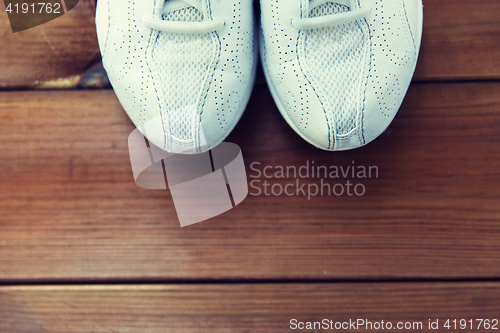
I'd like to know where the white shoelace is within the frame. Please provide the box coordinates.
[143,0,225,34]
[292,0,371,30]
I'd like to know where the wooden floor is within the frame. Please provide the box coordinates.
[1,0,500,332]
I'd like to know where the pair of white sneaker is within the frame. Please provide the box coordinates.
[96,0,423,153]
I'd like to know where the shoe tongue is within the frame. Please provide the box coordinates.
[163,6,204,22]
[310,1,350,18]
[334,0,351,7]
[162,0,204,22]
[310,0,351,9]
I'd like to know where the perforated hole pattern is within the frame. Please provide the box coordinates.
[369,0,414,117]
[210,2,254,132]
[303,2,370,136]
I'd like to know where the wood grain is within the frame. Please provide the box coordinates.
[0,0,103,89]
[414,0,500,81]
[0,82,499,281]
[1,283,500,332]
[0,0,499,88]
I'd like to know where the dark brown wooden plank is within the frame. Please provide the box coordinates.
[1,283,500,332]
[414,0,500,81]
[0,0,104,89]
[0,82,499,281]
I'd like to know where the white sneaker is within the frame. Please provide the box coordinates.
[96,0,257,154]
[260,0,423,150]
